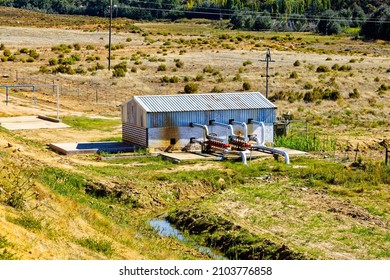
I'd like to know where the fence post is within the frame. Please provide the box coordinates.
[386,149,389,165]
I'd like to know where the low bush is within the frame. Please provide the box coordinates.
[157,64,167,71]
[349,88,360,99]
[293,60,301,66]
[3,49,11,57]
[243,60,252,66]
[289,71,298,79]
[184,82,199,93]
[48,58,58,66]
[304,87,341,102]
[112,62,128,77]
[242,81,252,91]
[316,65,330,73]
[304,82,313,89]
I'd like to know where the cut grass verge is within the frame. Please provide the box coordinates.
[61,115,121,131]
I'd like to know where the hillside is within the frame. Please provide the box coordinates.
[0,8,389,260]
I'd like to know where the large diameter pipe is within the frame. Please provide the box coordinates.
[248,120,265,146]
[190,122,209,139]
[252,145,290,164]
[229,120,249,142]
[223,149,250,165]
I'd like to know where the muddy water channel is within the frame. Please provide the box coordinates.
[148,219,226,260]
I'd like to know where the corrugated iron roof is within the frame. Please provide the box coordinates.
[133,92,276,112]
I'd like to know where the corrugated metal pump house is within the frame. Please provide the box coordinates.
[121,92,277,151]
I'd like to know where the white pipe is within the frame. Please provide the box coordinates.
[251,145,290,164]
[223,149,250,165]
[249,120,265,146]
[210,121,234,144]
[190,123,209,141]
[239,150,250,165]
[230,120,249,142]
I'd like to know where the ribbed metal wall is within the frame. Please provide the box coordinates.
[147,109,276,128]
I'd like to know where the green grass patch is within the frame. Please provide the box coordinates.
[76,237,114,257]
[61,115,121,131]
[8,214,43,231]
[275,134,336,152]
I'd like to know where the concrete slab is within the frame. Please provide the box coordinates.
[49,141,136,155]
[0,116,69,130]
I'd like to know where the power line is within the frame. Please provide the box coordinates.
[111,0,390,24]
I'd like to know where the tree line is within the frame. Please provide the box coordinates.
[0,0,389,40]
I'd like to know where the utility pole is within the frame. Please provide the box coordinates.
[260,48,275,99]
[108,0,113,70]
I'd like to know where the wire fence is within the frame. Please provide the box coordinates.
[0,68,131,108]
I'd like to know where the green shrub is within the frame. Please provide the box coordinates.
[304,87,341,102]
[75,67,87,75]
[233,73,242,82]
[339,65,352,71]
[184,82,199,93]
[19,48,29,54]
[194,73,204,81]
[289,71,298,79]
[174,59,184,68]
[59,57,76,65]
[112,62,128,77]
[48,58,58,66]
[170,76,180,83]
[3,49,11,57]
[86,45,95,50]
[54,65,75,75]
[39,66,51,74]
[157,64,167,71]
[96,63,104,70]
[7,55,16,62]
[26,57,34,63]
[332,64,340,70]
[349,88,360,99]
[0,43,5,50]
[73,43,81,50]
[71,53,81,61]
[203,65,214,73]
[86,55,100,62]
[211,86,224,93]
[160,75,170,83]
[242,81,252,91]
[304,82,313,89]
[243,60,252,66]
[293,60,301,66]
[28,50,39,59]
[316,65,330,73]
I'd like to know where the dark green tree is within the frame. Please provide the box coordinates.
[253,11,273,30]
[317,9,342,35]
[361,5,390,40]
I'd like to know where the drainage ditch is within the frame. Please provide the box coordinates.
[148,218,226,260]
[164,208,307,260]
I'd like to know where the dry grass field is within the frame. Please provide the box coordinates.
[0,7,389,260]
